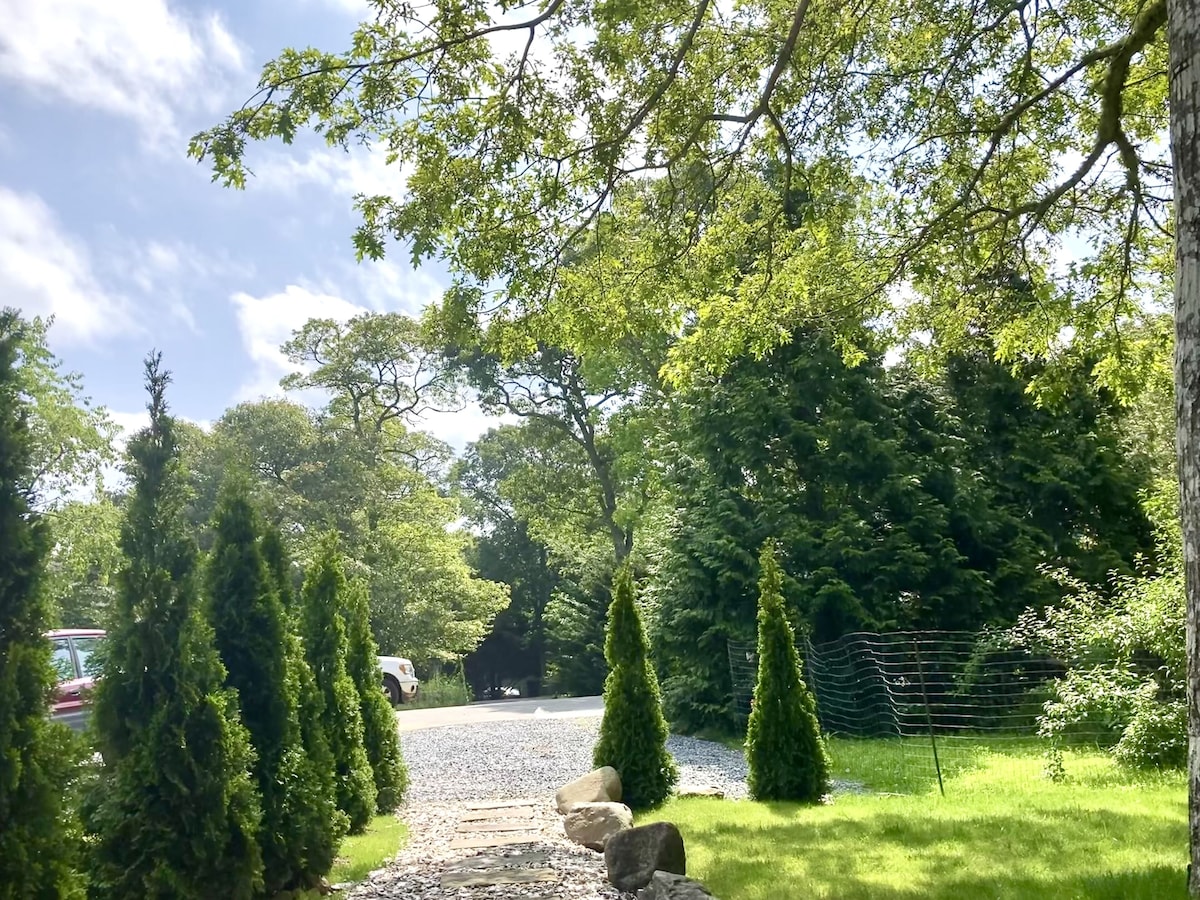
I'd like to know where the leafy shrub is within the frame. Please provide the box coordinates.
[402,671,472,709]
[593,564,678,809]
[1008,560,1184,770]
[745,543,829,802]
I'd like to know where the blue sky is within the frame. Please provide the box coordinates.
[0,0,496,448]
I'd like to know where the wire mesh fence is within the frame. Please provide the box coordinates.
[729,630,1080,794]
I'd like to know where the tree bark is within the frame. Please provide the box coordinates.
[1170,1,1200,893]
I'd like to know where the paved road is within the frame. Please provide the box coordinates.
[396,695,603,732]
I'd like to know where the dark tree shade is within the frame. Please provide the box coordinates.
[207,481,345,891]
[301,534,377,833]
[745,543,830,803]
[343,579,409,812]
[84,354,263,900]
[0,310,83,899]
[593,565,677,809]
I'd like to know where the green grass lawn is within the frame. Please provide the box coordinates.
[293,815,407,898]
[639,738,1186,900]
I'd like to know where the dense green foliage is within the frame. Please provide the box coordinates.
[207,481,344,891]
[593,565,677,809]
[0,311,83,900]
[745,543,829,802]
[653,331,1154,732]
[301,535,377,834]
[262,524,348,871]
[343,579,409,812]
[85,357,263,900]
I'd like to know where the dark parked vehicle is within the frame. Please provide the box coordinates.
[46,629,105,732]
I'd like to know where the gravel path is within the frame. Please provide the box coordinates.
[348,716,857,899]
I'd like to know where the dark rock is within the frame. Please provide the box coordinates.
[637,870,718,899]
[604,822,686,892]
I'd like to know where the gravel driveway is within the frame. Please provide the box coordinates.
[344,716,750,900]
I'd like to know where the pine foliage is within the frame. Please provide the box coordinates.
[593,565,677,809]
[745,543,829,803]
[262,524,347,874]
[301,534,376,833]
[0,310,83,899]
[85,354,263,899]
[343,579,409,812]
[207,481,343,891]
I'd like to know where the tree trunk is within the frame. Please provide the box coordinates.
[1170,1,1200,893]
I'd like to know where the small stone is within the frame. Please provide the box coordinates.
[677,785,724,799]
[555,766,623,813]
[563,801,634,851]
[604,822,687,892]
[638,870,719,899]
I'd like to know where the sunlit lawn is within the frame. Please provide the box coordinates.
[294,815,407,898]
[639,738,1186,899]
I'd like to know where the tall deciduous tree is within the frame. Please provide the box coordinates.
[593,565,677,809]
[301,534,377,834]
[197,0,1200,880]
[745,542,829,803]
[207,480,343,892]
[85,355,262,900]
[0,310,83,900]
[343,579,409,812]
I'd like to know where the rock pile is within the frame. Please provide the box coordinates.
[554,767,720,898]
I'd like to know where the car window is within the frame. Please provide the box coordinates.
[73,637,103,679]
[50,639,76,681]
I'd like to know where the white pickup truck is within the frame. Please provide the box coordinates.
[378,656,419,705]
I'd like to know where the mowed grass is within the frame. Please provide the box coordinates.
[294,814,407,897]
[638,738,1186,900]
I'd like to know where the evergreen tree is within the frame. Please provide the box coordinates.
[593,564,677,809]
[262,524,348,873]
[85,354,263,900]
[745,543,829,803]
[0,311,83,900]
[343,579,409,812]
[207,481,343,892]
[301,534,376,833]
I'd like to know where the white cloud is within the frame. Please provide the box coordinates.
[0,187,137,344]
[343,257,445,314]
[253,145,408,199]
[417,401,512,453]
[0,0,246,143]
[231,284,368,402]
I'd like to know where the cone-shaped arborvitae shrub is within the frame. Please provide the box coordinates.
[593,564,678,809]
[85,354,263,900]
[301,534,376,833]
[261,524,347,869]
[343,579,409,812]
[207,481,344,892]
[0,311,84,900]
[746,542,830,802]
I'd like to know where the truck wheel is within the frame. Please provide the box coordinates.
[382,675,401,706]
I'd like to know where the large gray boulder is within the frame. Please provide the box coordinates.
[555,766,622,813]
[563,801,633,850]
[604,822,686,892]
[637,871,718,899]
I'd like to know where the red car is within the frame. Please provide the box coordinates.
[46,629,105,732]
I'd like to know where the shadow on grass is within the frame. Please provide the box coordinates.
[644,797,1186,900]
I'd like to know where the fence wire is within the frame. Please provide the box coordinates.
[729,630,1081,793]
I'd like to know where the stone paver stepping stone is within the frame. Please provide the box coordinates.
[446,850,550,871]
[448,833,542,850]
[440,868,557,888]
[463,798,539,810]
[456,818,537,833]
[460,805,536,822]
